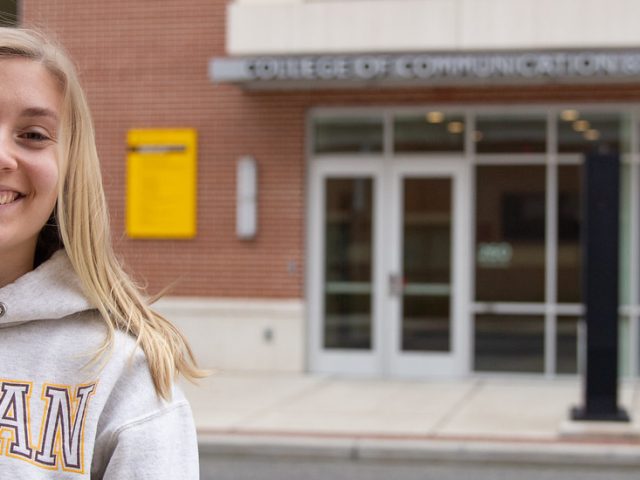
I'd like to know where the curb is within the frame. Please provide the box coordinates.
[198,432,640,468]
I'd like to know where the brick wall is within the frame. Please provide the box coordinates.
[21,0,640,299]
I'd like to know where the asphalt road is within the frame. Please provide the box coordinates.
[201,455,639,480]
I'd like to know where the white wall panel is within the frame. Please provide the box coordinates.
[154,297,305,372]
[459,0,640,50]
[228,0,457,54]
[228,0,640,55]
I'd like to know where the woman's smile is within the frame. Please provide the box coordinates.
[0,189,24,206]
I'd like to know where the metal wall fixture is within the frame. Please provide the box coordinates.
[236,156,258,239]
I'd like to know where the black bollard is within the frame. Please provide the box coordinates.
[571,152,629,422]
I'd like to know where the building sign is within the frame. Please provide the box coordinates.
[210,51,640,87]
[126,129,197,239]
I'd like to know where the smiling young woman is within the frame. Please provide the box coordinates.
[0,57,61,287]
[0,28,204,478]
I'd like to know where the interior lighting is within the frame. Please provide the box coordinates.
[560,109,579,121]
[584,129,601,141]
[474,131,484,142]
[573,120,590,132]
[447,121,464,134]
[426,111,444,123]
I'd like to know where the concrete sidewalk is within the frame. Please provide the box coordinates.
[182,372,640,466]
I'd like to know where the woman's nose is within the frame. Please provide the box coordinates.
[0,133,18,171]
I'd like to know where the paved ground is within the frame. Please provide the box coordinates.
[182,372,640,466]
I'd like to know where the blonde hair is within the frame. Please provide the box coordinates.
[0,27,205,399]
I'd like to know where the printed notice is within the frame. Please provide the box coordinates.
[126,129,197,238]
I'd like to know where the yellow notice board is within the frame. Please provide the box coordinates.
[126,129,197,238]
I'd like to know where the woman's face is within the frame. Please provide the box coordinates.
[0,58,62,268]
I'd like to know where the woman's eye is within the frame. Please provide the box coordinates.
[22,131,50,141]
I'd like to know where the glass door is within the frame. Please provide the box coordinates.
[308,159,384,376]
[388,160,469,377]
[308,157,468,377]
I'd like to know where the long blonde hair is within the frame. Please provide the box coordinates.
[0,27,205,399]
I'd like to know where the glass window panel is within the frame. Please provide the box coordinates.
[557,111,625,155]
[324,294,372,350]
[314,116,383,154]
[0,0,18,26]
[620,316,630,377]
[620,162,631,306]
[394,113,465,153]
[475,114,546,154]
[475,166,546,302]
[402,178,451,352]
[557,316,580,374]
[475,315,545,373]
[557,165,582,303]
[402,296,450,352]
[323,178,373,349]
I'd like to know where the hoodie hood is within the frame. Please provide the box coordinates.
[0,249,93,326]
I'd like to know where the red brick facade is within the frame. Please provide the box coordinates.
[21,0,640,299]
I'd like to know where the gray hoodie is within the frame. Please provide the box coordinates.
[0,250,199,479]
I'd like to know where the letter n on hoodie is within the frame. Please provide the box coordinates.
[35,383,96,471]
